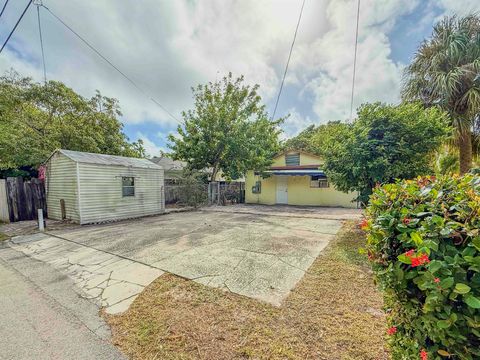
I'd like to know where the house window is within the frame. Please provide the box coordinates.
[310,175,329,188]
[122,177,135,197]
[252,180,261,194]
[285,153,300,166]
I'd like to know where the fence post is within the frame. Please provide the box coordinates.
[38,209,45,231]
[217,182,220,205]
[207,183,211,205]
[0,179,9,223]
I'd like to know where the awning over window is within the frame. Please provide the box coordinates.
[264,169,326,177]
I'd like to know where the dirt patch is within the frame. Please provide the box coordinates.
[105,222,387,360]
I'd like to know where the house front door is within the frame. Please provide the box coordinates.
[276,176,288,204]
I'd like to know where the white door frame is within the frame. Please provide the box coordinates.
[276,176,288,204]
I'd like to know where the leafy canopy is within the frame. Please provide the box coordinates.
[168,73,283,181]
[0,71,145,174]
[321,102,451,203]
[402,14,480,173]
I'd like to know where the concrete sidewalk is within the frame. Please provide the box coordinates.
[0,247,125,360]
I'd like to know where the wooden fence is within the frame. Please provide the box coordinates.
[4,177,47,222]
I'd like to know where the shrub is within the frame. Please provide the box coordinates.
[176,170,207,208]
[364,174,480,359]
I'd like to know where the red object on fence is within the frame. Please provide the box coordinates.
[38,165,46,180]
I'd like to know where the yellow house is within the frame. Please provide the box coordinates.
[245,150,358,208]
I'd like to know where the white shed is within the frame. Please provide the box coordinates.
[45,149,164,224]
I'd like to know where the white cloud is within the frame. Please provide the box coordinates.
[289,0,419,122]
[281,108,314,139]
[3,0,475,140]
[135,132,165,158]
[436,0,480,17]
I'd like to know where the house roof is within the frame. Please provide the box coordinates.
[150,156,187,171]
[269,164,321,170]
[50,149,163,169]
[265,169,326,177]
[273,149,322,160]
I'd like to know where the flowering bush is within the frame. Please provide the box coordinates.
[364,174,480,359]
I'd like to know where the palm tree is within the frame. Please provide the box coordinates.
[402,15,480,174]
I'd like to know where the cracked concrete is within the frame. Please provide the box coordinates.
[8,233,163,314]
[5,206,357,307]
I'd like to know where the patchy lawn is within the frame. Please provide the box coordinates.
[105,222,388,360]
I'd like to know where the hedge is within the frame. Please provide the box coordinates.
[363,174,480,359]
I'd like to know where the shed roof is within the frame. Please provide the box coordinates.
[52,149,162,169]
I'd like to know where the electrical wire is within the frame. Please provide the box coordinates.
[271,0,306,120]
[0,0,32,54]
[36,4,46,83]
[0,0,10,19]
[40,4,182,124]
[349,0,361,122]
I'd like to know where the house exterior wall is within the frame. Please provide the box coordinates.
[245,170,276,205]
[46,153,80,222]
[271,151,322,167]
[286,175,357,207]
[77,163,164,224]
[245,152,357,208]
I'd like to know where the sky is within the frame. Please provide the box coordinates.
[1,0,479,157]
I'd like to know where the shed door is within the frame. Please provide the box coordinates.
[276,176,288,204]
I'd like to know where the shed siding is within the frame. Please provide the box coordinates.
[77,164,164,224]
[46,153,80,222]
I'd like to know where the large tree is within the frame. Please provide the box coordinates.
[168,73,283,181]
[402,14,480,174]
[0,71,145,175]
[321,103,450,204]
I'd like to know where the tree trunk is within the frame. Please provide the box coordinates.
[210,163,219,183]
[458,127,473,174]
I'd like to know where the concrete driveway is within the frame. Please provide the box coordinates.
[7,206,361,310]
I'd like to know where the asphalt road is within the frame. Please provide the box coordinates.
[0,246,124,360]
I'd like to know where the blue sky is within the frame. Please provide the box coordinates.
[1,0,479,156]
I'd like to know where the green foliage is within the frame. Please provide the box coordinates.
[321,102,451,204]
[176,169,207,208]
[365,174,480,359]
[282,121,346,157]
[0,71,145,173]
[282,125,320,155]
[168,73,283,181]
[402,14,480,173]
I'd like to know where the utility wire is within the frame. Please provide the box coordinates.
[40,4,182,124]
[0,0,10,19]
[36,3,46,83]
[0,0,32,54]
[271,0,305,120]
[349,0,361,122]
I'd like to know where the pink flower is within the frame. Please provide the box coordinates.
[420,349,428,360]
[387,326,397,335]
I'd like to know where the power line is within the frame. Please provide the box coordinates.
[0,0,10,19]
[271,0,305,120]
[0,0,32,54]
[40,4,182,124]
[349,0,361,122]
[35,2,46,83]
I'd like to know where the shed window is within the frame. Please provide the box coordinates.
[285,153,300,166]
[122,177,135,197]
[310,175,329,188]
